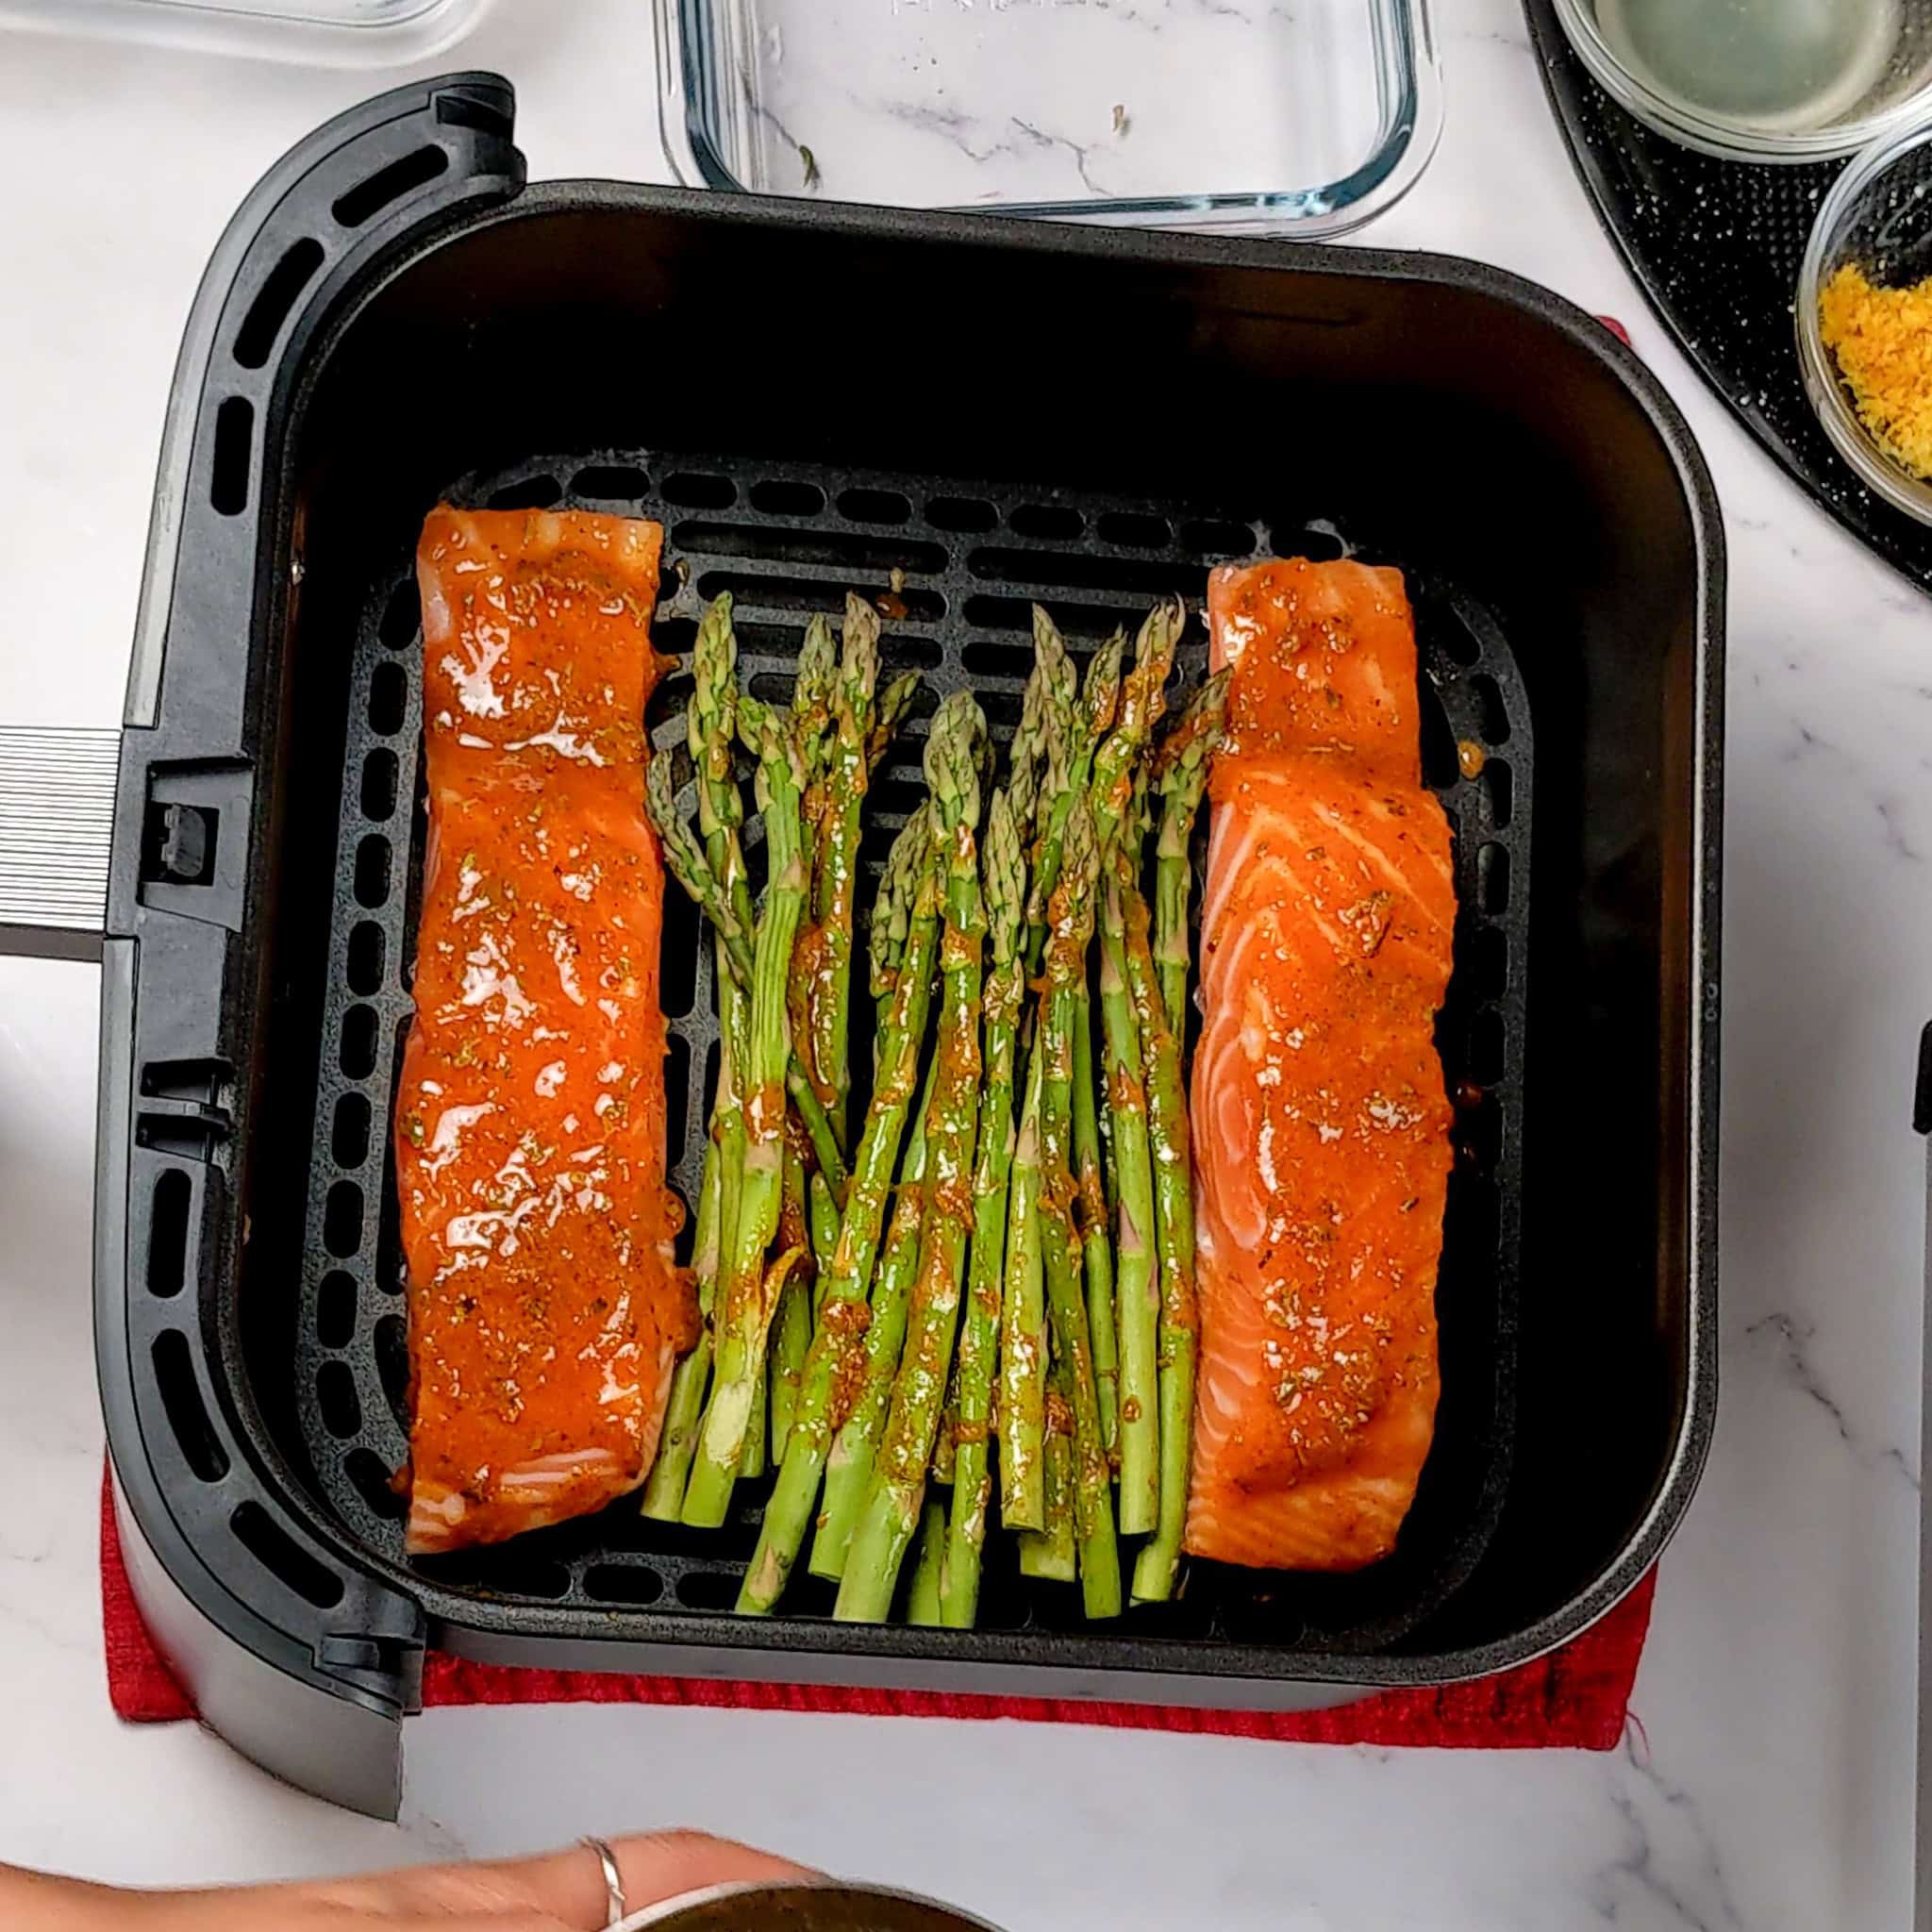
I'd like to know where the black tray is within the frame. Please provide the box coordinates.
[1524,0,1932,597]
[84,76,1723,1815]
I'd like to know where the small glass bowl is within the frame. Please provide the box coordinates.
[1553,0,1932,162]
[1797,113,1932,524]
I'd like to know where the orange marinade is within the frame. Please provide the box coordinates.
[1187,558,1455,1572]
[398,507,693,1556]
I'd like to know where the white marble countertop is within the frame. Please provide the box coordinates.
[0,2,1924,1925]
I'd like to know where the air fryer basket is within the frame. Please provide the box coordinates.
[303,445,1532,1650]
[37,79,1718,1816]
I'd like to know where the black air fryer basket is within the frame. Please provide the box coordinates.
[0,77,1721,1818]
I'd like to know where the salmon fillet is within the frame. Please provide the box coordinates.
[397,507,694,1556]
[1185,558,1455,1572]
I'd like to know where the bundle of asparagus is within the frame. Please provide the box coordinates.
[642,588,1230,1624]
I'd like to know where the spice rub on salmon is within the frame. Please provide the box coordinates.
[1186,558,1454,1573]
[398,507,694,1556]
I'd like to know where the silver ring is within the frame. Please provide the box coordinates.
[581,1836,626,1928]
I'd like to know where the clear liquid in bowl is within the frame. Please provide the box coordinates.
[1596,0,1901,129]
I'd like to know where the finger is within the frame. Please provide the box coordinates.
[468,1829,810,1926]
[253,1829,809,1929]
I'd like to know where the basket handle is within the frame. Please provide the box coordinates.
[0,725,117,959]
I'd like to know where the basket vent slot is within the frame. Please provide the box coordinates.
[344,1448,408,1521]
[838,486,912,525]
[209,397,252,517]
[234,237,325,370]
[145,1169,192,1298]
[487,473,561,511]
[316,1359,362,1440]
[231,1501,344,1609]
[332,144,449,230]
[748,478,824,517]
[346,921,385,996]
[317,1269,357,1348]
[323,1179,364,1258]
[152,1330,228,1482]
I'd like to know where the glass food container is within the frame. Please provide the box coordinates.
[1797,110,1932,524]
[653,0,1441,235]
[0,0,489,64]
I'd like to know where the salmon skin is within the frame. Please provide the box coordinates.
[1185,558,1455,1573]
[397,508,694,1556]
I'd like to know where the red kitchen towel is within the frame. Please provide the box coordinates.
[100,1475,1654,1748]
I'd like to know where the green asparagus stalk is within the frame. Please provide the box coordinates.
[941,788,1025,1625]
[736,823,943,1613]
[1090,601,1181,1537]
[1152,668,1232,1038]
[810,1046,939,1580]
[868,670,922,774]
[931,1363,960,1487]
[907,1497,948,1624]
[1024,616,1120,978]
[1037,800,1121,1618]
[641,1133,721,1519]
[1071,997,1119,1465]
[1123,876,1204,1605]
[1091,599,1179,858]
[792,611,840,882]
[1017,1348,1077,1582]
[770,1137,815,1461]
[647,749,849,1196]
[740,1357,768,1479]
[808,595,883,1152]
[681,691,812,1526]
[997,1045,1049,1532]
[809,1172,841,1316]
[642,602,750,1519]
[837,694,990,1622]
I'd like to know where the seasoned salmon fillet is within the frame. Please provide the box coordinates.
[397,508,694,1556]
[1186,558,1455,1572]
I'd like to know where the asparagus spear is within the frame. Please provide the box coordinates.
[942,789,1025,1625]
[1037,800,1121,1618]
[808,1171,841,1316]
[792,611,840,884]
[641,604,751,1519]
[868,670,922,774]
[1091,599,1180,1535]
[1091,599,1180,858]
[907,1497,949,1624]
[641,1132,721,1519]
[1123,874,1203,1605]
[810,1046,939,1580]
[931,1362,960,1487]
[1152,668,1232,1038]
[1071,998,1119,1466]
[868,801,924,1047]
[1024,616,1120,978]
[997,1044,1049,1531]
[681,691,812,1525]
[1017,1346,1077,1582]
[837,694,990,1622]
[736,823,942,1613]
[647,750,849,1196]
[770,1136,815,1461]
[808,596,882,1151]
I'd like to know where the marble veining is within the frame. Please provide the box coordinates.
[0,0,1924,1925]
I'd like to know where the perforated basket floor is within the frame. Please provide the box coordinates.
[297,450,1532,1657]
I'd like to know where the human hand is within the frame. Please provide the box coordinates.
[8,1829,808,1929]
